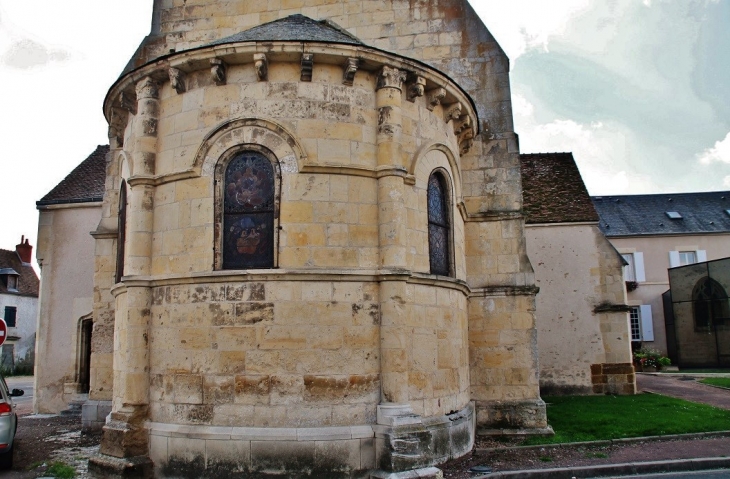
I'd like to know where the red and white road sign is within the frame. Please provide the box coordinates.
[0,319,6,347]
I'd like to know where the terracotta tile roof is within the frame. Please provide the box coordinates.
[520,152,599,224]
[592,191,730,237]
[0,249,39,297]
[37,145,108,206]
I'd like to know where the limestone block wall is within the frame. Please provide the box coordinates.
[35,204,100,413]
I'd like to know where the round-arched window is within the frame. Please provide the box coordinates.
[222,151,276,269]
[427,171,451,276]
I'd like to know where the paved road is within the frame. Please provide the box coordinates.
[637,374,730,410]
[603,471,730,478]
[5,376,34,415]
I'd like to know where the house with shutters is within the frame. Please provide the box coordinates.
[592,191,730,361]
[0,237,39,370]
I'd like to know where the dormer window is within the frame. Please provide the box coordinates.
[0,268,19,292]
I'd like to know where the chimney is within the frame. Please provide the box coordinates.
[15,235,32,264]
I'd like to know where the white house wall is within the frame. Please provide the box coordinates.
[35,203,101,413]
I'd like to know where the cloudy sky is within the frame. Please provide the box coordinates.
[0,0,728,258]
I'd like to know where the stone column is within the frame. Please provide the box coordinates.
[98,77,158,464]
[375,66,409,405]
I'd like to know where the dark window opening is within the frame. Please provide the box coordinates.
[427,171,451,276]
[115,181,127,284]
[4,306,17,327]
[222,151,276,269]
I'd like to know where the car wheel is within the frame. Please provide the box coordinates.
[0,444,13,470]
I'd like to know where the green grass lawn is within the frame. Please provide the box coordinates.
[700,377,730,388]
[522,394,730,445]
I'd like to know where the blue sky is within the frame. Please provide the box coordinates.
[0,0,728,255]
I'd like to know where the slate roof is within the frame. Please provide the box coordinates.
[205,14,363,47]
[520,152,599,224]
[592,191,730,237]
[37,145,108,206]
[0,249,39,297]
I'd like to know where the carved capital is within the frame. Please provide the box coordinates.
[210,58,227,85]
[376,66,408,91]
[426,87,446,111]
[254,53,268,81]
[135,77,159,100]
[301,53,313,82]
[342,57,359,86]
[168,67,186,94]
[406,76,426,102]
[443,102,462,122]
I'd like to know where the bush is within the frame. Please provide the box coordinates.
[633,348,671,370]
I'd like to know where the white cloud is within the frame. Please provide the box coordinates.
[0,4,71,69]
[697,131,730,165]
[470,0,591,60]
[724,176,730,188]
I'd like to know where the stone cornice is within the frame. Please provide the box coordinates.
[104,42,479,146]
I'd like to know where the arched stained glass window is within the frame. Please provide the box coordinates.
[223,151,276,269]
[428,171,451,276]
[693,277,730,330]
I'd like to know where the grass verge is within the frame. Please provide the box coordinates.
[46,461,76,478]
[700,378,730,388]
[522,394,730,446]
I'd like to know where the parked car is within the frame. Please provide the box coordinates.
[0,374,23,469]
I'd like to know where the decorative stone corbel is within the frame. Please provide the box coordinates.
[460,139,473,155]
[444,102,462,122]
[454,114,471,135]
[301,53,313,82]
[459,126,474,143]
[376,66,408,91]
[168,67,186,94]
[108,108,129,149]
[254,53,268,81]
[210,58,227,85]
[342,57,359,86]
[426,87,446,111]
[118,91,137,115]
[406,76,426,102]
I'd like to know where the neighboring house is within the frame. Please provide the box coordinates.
[0,237,39,370]
[592,191,730,363]
[667,257,730,367]
[521,153,635,395]
[34,145,107,414]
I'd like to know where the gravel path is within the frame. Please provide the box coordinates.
[637,374,730,410]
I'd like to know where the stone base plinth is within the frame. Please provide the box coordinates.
[475,399,552,436]
[88,454,153,478]
[82,400,113,432]
[370,466,443,478]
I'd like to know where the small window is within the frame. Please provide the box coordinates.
[427,171,451,276]
[6,275,17,292]
[115,181,127,284]
[678,251,697,266]
[693,277,730,331]
[629,307,641,341]
[3,306,17,328]
[666,211,682,219]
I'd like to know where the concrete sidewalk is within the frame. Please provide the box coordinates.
[470,373,730,478]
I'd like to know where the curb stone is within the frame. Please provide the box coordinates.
[474,430,730,454]
[473,457,730,478]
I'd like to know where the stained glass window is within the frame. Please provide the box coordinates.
[693,277,730,330]
[223,151,275,269]
[428,171,450,276]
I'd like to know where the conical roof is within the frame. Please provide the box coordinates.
[205,14,363,47]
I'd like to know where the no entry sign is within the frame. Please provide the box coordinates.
[0,318,6,347]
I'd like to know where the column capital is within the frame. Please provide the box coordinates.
[376,66,408,92]
[135,77,159,100]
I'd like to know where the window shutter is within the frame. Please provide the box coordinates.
[640,304,654,341]
[634,252,646,282]
[697,250,707,262]
[669,250,680,268]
